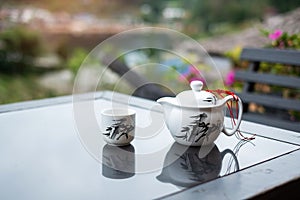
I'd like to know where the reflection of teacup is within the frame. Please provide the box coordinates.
[101,108,135,146]
[102,144,135,179]
[157,142,238,187]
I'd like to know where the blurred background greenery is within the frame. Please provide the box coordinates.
[0,0,300,104]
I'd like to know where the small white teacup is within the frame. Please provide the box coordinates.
[101,108,136,146]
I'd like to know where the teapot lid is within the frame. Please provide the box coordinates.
[176,81,217,107]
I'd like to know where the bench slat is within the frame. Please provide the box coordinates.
[238,48,300,132]
[235,71,300,89]
[240,48,300,66]
[237,92,300,111]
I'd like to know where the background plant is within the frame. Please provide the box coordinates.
[0,26,45,73]
[261,29,300,49]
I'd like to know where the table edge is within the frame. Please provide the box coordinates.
[158,148,300,200]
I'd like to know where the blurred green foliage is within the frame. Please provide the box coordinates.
[268,0,300,13]
[140,0,300,35]
[140,0,167,23]
[181,0,268,33]
[66,48,88,73]
[0,26,45,73]
[7,0,300,36]
[0,26,55,104]
[0,25,92,104]
[0,74,56,104]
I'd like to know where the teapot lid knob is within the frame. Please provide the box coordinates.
[190,80,203,92]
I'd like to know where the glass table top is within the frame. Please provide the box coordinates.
[0,96,299,200]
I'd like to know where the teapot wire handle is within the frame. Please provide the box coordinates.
[222,96,243,136]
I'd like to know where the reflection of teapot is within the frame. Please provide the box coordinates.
[156,142,239,188]
[157,81,243,146]
[102,144,135,179]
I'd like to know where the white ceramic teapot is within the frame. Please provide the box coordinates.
[157,81,243,146]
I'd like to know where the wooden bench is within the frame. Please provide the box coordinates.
[235,47,300,132]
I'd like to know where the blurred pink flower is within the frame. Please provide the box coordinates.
[225,70,235,86]
[269,29,283,40]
